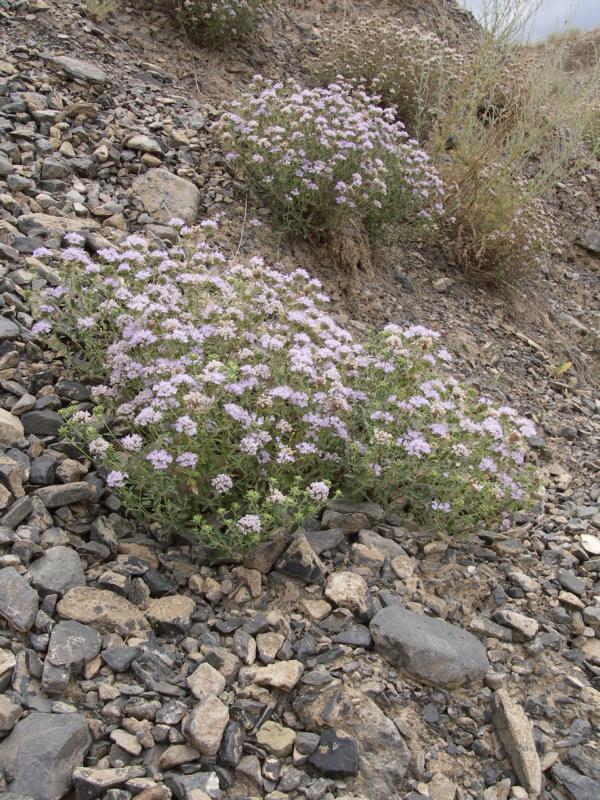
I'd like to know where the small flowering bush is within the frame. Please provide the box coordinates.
[33,227,537,557]
[318,18,465,138]
[219,78,444,239]
[165,0,272,45]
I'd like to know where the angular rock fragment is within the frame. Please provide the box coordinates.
[72,766,146,800]
[29,545,86,596]
[132,168,199,224]
[276,533,324,583]
[491,689,542,797]
[57,586,149,635]
[0,712,91,800]
[0,566,38,631]
[46,55,107,84]
[370,605,488,688]
[183,696,229,756]
[309,729,359,777]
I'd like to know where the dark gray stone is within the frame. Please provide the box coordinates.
[0,566,38,631]
[277,534,324,584]
[29,545,86,596]
[309,729,359,777]
[55,379,91,402]
[552,763,600,800]
[0,318,19,341]
[558,569,586,596]
[163,771,221,800]
[0,712,91,800]
[218,720,244,766]
[370,606,489,688]
[333,623,372,648]
[21,410,63,437]
[33,482,93,509]
[31,454,57,485]
[72,766,146,800]
[101,646,140,672]
[305,529,344,555]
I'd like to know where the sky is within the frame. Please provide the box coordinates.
[462,0,600,40]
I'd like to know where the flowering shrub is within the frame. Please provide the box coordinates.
[219,78,444,238]
[317,18,464,138]
[33,227,536,556]
[165,0,272,45]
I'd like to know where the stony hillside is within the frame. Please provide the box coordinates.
[0,2,599,800]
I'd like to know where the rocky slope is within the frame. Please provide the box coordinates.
[0,2,599,800]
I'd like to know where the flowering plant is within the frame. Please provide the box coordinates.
[33,227,537,556]
[166,0,272,45]
[219,78,444,238]
[317,19,465,138]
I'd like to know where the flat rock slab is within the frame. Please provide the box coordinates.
[57,586,149,635]
[492,689,542,797]
[0,566,38,632]
[33,482,93,509]
[552,763,600,800]
[132,168,199,224]
[17,213,100,234]
[72,766,146,800]
[0,712,91,800]
[370,605,488,688]
[45,55,107,84]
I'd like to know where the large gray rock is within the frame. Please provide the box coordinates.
[132,168,199,224]
[29,546,86,596]
[46,55,107,84]
[576,229,600,255]
[370,605,488,688]
[0,567,38,632]
[0,712,91,800]
[33,482,93,509]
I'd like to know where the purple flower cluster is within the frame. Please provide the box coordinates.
[219,78,444,236]
[35,225,536,552]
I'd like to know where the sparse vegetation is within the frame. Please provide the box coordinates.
[165,0,272,45]
[317,1,598,282]
[84,0,116,22]
[33,229,536,556]
[219,78,444,240]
